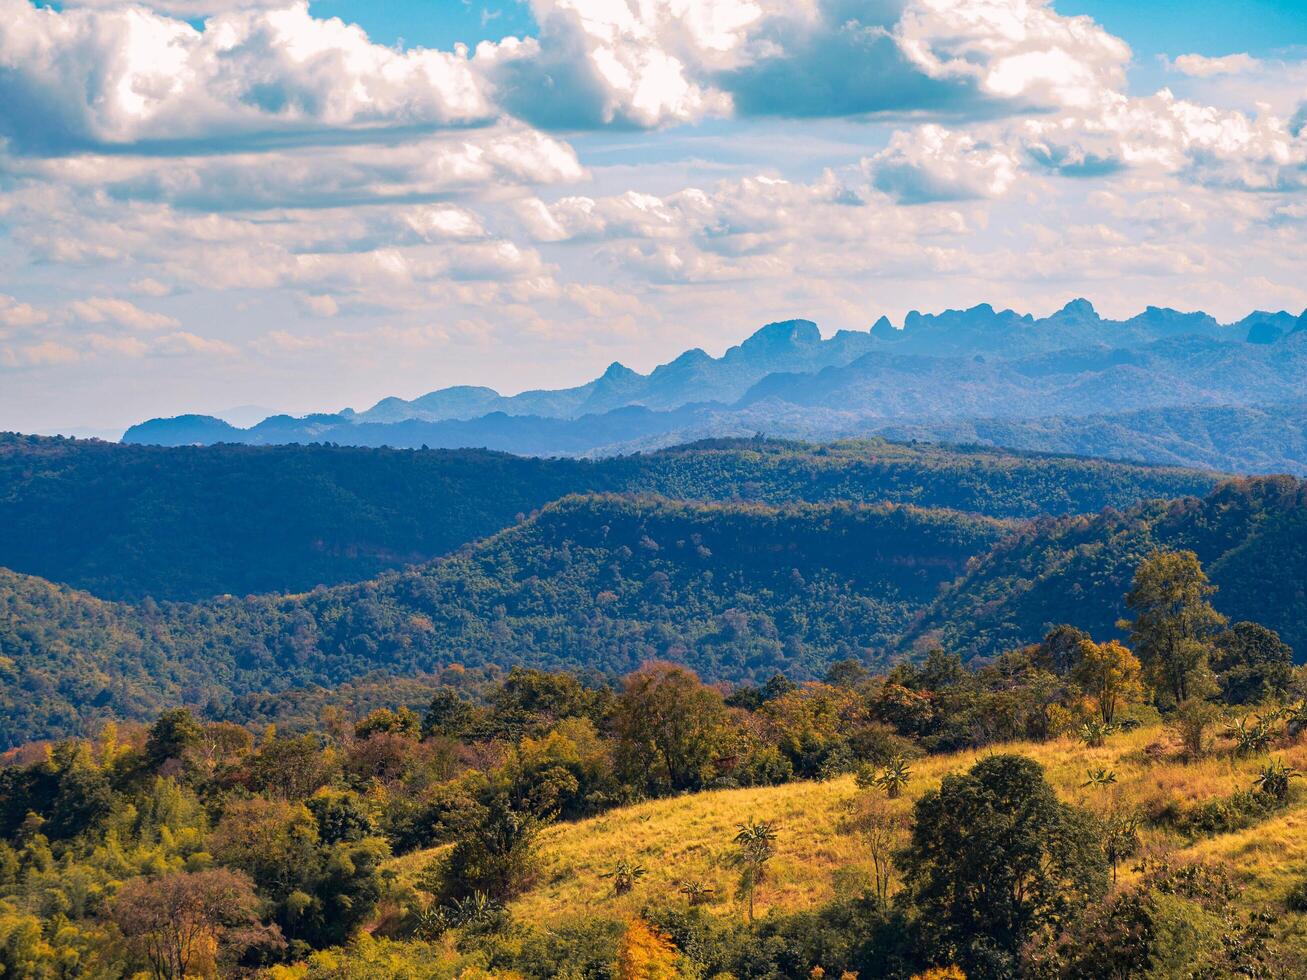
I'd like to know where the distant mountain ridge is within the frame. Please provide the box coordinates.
[122,301,1307,471]
[0,433,1219,601]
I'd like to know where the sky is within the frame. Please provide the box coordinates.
[2,1,1306,435]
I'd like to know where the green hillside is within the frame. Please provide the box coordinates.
[0,433,1219,601]
[0,495,1008,746]
[904,475,1307,658]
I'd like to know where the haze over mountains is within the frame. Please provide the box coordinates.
[123,301,1307,472]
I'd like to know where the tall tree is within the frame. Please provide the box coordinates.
[1070,639,1144,725]
[1212,621,1295,704]
[730,819,778,923]
[902,755,1107,978]
[1122,550,1226,706]
[613,663,726,793]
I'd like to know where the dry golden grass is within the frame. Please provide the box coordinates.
[390,724,1307,930]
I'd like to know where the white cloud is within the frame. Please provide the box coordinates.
[0,0,492,152]
[487,0,1135,128]
[894,0,1130,111]
[868,124,1019,203]
[1170,53,1259,78]
[61,1,287,13]
[1021,88,1307,191]
[67,296,180,330]
[0,294,48,329]
[153,331,239,357]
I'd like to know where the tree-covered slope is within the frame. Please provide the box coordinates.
[0,433,1218,601]
[0,495,1009,746]
[874,402,1307,476]
[902,475,1307,660]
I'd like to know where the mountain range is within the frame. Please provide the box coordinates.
[122,301,1307,472]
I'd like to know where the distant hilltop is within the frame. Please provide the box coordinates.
[123,301,1307,472]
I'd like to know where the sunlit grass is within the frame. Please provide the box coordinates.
[389,723,1307,934]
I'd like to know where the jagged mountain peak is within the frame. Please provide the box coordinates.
[735,318,822,354]
[599,361,640,382]
[1056,298,1098,319]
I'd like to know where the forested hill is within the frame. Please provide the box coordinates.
[0,433,1220,601]
[903,475,1307,658]
[0,495,1009,747]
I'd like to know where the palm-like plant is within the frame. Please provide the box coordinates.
[1225,714,1277,756]
[1082,767,1118,789]
[730,819,778,922]
[447,891,505,928]
[1078,720,1115,748]
[600,859,647,897]
[1283,700,1307,738]
[1253,759,1302,802]
[876,756,913,800]
[1102,810,1141,884]
[677,878,717,906]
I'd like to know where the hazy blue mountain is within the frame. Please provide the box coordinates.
[123,305,1307,470]
[340,302,1293,424]
[740,332,1307,418]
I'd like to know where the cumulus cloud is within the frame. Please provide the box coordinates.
[894,0,1129,112]
[61,0,287,13]
[868,124,1019,203]
[481,0,1136,129]
[1021,89,1307,191]
[0,0,492,153]
[1170,53,1260,78]
[7,123,584,210]
[481,3,739,129]
[0,294,48,330]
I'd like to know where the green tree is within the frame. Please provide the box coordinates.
[902,755,1108,978]
[1122,550,1226,706]
[1212,621,1294,705]
[145,709,204,772]
[421,688,477,739]
[438,786,549,902]
[613,663,726,793]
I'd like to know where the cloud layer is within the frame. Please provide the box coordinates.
[1,0,1305,432]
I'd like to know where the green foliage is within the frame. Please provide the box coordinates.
[729,820,779,923]
[1253,758,1301,802]
[1213,621,1296,704]
[0,495,1006,747]
[435,783,549,903]
[600,859,647,897]
[1124,550,1226,706]
[902,755,1108,978]
[903,476,1307,663]
[613,662,729,794]
[0,433,1221,602]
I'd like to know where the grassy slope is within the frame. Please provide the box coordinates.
[392,725,1307,948]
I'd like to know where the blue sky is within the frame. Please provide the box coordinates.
[312,1,1307,60]
[2,0,1306,435]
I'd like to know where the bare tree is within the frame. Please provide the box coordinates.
[844,794,905,905]
[111,869,281,979]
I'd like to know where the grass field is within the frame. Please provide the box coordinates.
[390,722,1307,937]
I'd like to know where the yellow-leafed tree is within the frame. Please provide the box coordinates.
[614,917,680,980]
